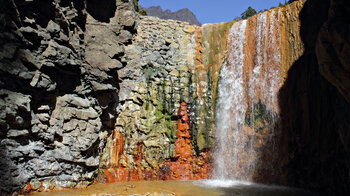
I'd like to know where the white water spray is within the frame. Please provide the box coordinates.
[213,11,282,182]
[214,20,248,180]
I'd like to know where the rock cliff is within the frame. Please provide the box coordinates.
[98,15,215,182]
[0,0,214,192]
[0,0,137,193]
[277,0,350,194]
[0,0,349,195]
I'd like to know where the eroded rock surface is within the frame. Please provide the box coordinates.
[98,16,213,182]
[0,0,136,193]
[165,102,211,180]
[1,0,350,195]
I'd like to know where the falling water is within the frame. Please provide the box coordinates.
[214,20,248,180]
[214,11,282,181]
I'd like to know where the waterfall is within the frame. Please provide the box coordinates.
[213,11,282,181]
[214,20,248,180]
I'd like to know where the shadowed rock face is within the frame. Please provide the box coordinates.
[0,0,136,194]
[316,0,350,102]
[275,0,350,194]
[140,6,201,26]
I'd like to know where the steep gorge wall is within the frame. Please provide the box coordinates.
[212,1,350,194]
[0,0,137,193]
[96,0,308,185]
[0,1,223,192]
[277,0,350,194]
[97,15,227,182]
[194,22,232,151]
[0,0,349,195]
[98,15,199,181]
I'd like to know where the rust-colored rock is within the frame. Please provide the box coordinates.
[174,102,192,160]
[103,169,116,183]
[192,152,212,180]
[142,168,156,181]
[165,102,212,180]
[111,129,125,168]
[129,168,140,181]
[99,131,161,183]
[115,167,128,182]
[25,183,33,193]
[168,102,194,180]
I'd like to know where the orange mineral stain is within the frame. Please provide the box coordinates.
[99,102,212,183]
[166,102,212,180]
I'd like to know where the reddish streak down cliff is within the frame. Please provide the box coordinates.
[98,130,158,183]
[168,102,193,180]
[175,102,192,160]
[99,102,211,183]
[165,102,212,180]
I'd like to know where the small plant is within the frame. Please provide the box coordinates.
[241,6,257,19]
[139,9,147,16]
[132,0,140,12]
[144,68,156,80]
[132,0,147,15]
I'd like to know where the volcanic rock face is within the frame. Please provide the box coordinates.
[97,15,213,182]
[316,0,350,102]
[165,102,211,180]
[0,0,137,193]
[277,0,350,194]
[1,4,216,191]
[213,1,304,182]
[0,0,350,195]
[174,102,192,161]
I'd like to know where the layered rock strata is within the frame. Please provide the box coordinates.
[0,0,137,194]
[98,15,214,182]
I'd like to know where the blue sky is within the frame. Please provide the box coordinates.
[139,0,287,24]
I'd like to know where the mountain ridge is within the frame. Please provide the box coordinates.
[140,6,201,26]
